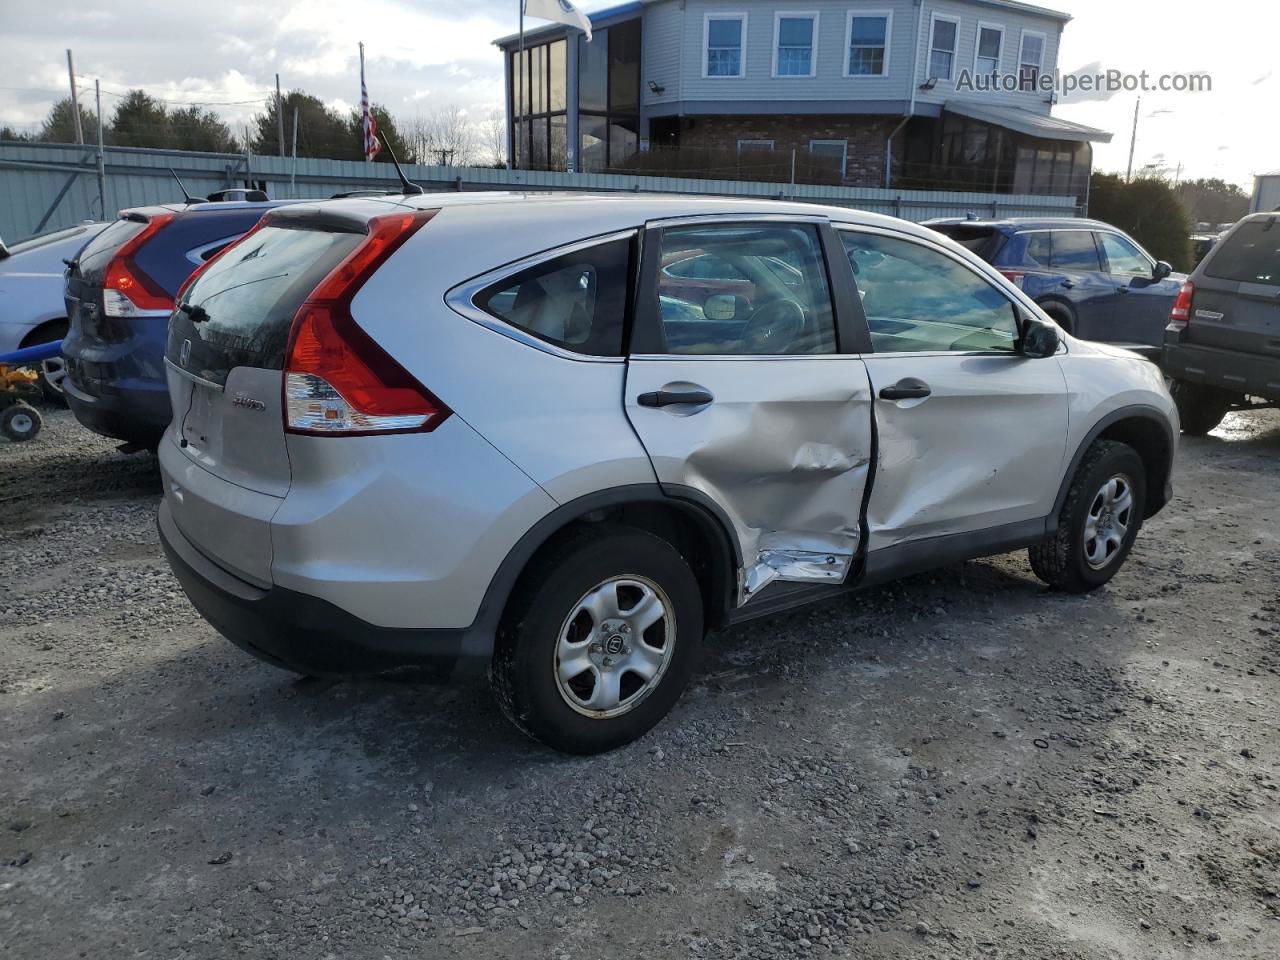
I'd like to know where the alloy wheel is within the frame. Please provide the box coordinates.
[1083,473,1133,570]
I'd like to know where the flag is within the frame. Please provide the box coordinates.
[359,43,381,161]
[524,0,592,41]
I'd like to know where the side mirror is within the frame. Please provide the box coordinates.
[1021,316,1061,358]
[1152,260,1172,281]
[703,293,745,322]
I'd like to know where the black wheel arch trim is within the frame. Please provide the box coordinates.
[460,483,741,662]
[1051,404,1175,524]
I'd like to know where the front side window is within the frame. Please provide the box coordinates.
[975,25,1003,74]
[653,223,836,356]
[840,231,1020,354]
[775,14,816,77]
[929,16,958,81]
[1019,31,1045,88]
[476,237,633,356]
[1050,231,1103,272]
[847,13,890,76]
[706,15,746,77]
[1097,233,1151,276]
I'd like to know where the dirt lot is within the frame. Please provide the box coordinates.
[2,405,1277,960]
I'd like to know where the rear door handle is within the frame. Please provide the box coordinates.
[1060,279,1075,289]
[637,389,714,407]
[879,378,931,401]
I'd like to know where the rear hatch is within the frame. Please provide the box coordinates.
[163,214,367,583]
[1186,216,1280,357]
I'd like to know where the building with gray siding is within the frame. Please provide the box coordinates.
[495,0,1110,202]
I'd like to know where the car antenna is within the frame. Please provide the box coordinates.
[168,167,206,204]
[380,134,424,195]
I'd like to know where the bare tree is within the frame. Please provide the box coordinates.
[402,105,477,167]
[483,108,506,168]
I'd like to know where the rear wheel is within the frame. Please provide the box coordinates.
[1168,378,1235,435]
[1029,440,1146,593]
[491,526,703,754]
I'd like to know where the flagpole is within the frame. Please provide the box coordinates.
[517,0,524,170]
[359,41,368,164]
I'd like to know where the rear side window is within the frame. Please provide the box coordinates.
[1023,233,1051,267]
[476,237,633,357]
[169,225,362,384]
[930,225,1007,262]
[1050,230,1102,271]
[1206,219,1280,285]
[75,218,148,275]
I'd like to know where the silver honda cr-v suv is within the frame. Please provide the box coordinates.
[157,193,1178,754]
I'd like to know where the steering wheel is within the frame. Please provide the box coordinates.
[740,299,804,354]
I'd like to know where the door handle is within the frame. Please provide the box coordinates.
[1060,279,1075,289]
[878,378,931,401]
[637,389,714,407]
[1117,286,1130,293]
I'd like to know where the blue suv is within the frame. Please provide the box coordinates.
[927,218,1185,355]
[63,196,295,448]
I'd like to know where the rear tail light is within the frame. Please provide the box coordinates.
[176,219,267,301]
[103,214,175,317]
[998,268,1026,290]
[1168,280,1195,332]
[283,210,449,436]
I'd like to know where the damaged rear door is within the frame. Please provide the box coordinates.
[625,217,873,603]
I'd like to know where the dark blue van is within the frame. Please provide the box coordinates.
[927,218,1185,355]
[63,197,294,448]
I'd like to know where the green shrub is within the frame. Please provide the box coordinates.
[1089,173,1193,272]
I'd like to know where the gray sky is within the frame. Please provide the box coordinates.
[0,0,1273,188]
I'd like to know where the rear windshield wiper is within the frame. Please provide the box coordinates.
[179,302,210,323]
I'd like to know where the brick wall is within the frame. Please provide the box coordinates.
[674,115,896,186]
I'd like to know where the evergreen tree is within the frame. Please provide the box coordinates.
[37,97,99,144]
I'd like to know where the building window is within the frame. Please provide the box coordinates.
[578,20,641,173]
[928,15,959,82]
[704,14,747,78]
[509,38,567,170]
[774,12,817,77]
[737,139,775,152]
[810,140,848,177]
[975,24,1003,75]
[1019,31,1046,88]
[845,12,891,77]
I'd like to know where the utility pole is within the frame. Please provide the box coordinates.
[66,50,84,144]
[94,80,105,218]
[1126,97,1140,182]
[276,73,286,157]
[1174,160,1183,188]
[290,107,299,198]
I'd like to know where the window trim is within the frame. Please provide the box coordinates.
[973,21,1005,76]
[833,223,1038,358]
[809,139,848,177]
[703,12,748,79]
[736,139,776,152]
[927,13,961,84]
[1018,29,1047,88]
[446,229,638,363]
[843,9,894,79]
[772,10,819,78]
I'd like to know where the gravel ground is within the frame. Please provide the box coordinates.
[2,404,1278,960]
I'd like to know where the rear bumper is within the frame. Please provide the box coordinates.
[63,371,171,445]
[1162,339,1280,401]
[158,500,476,677]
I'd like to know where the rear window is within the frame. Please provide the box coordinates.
[167,225,361,385]
[5,224,89,256]
[475,237,633,356]
[1206,219,1280,285]
[76,217,148,274]
[929,225,1007,262]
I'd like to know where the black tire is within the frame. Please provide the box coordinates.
[1168,378,1234,435]
[1,403,43,442]
[1037,302,1073,336]
[491,525,703,754]
[1029,440,1146,593]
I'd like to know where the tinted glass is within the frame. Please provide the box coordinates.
[579,31,608,112]
[169,225,361,384]
[1205,219,1280,285]
[608,19,640,113]
[1098,233,1150,275]
[580,114,607,172]
[654,224,836,356]
[477,237,632,356]
[76,217,148,277]
[929,224,1007,262]
[1051,230,1102,271]
[549,40,567,112]
[841,231,1019,354]
[1023,232,1051,267]
[664,254,749,281]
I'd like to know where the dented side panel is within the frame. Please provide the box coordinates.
[624,357,874,602]
[862,354,1069,550]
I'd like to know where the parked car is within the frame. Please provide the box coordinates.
[61,198,295,448]
[157,194,1177,754]
[0,221,110,400]
[1189,233,1219,267]
[926,218,1185,354]
[1163,211,1280,434]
